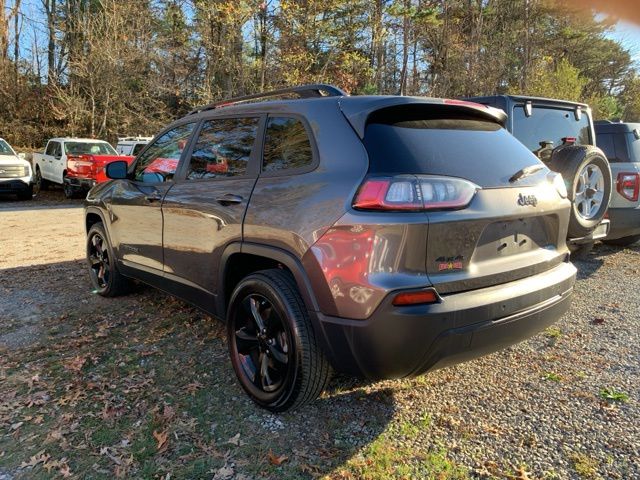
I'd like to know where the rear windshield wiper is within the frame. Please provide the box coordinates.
[509,164,544,183]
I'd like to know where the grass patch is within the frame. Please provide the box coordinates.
[569,452,599,479]
[598,387,629,402]
[542,372,562,382]
[335,436,468,480]
[545,326,562,338]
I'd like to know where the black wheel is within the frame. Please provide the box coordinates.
[86,222,132,297]
[547,145,612,238]
[17,185,34,200]
[602,234,640,247]
[227,269,332,412]
[568,241,594,259]
[34,167,48,191]
[63,176,78,199]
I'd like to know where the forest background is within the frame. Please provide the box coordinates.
[1,0,639,147]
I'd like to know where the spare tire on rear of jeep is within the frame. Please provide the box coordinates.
[547,145,611,239]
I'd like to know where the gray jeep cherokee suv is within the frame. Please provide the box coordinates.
[85,85,577,411]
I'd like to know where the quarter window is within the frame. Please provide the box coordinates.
[134,123,195,183]
[186,117,259,180]
[262,117,313,172]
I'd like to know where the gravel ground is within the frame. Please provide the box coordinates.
[1,190,638,479]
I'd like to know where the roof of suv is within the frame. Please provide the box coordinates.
[594,120,640,134]
[179,91,507,139]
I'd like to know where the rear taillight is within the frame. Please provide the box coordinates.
[616,172,640,202]
[353,175,479,211]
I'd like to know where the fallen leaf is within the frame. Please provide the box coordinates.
[185,381,203,395]
[153,430,168,452]
[592,317,605,325]
[59,463,72,478]
[268,450,289,466]
[515,465,532,480]
[19,450,50,468]
[64,355,87,372]
[213,465,234,480]
[226,433,244,446]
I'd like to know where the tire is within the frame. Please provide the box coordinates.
[86,222,132,297]
[568,241,594,259]
[602,234,640,247]
[547,145,612,238]
[227,269,332,412]
[17,185,34,200]
[34,167,48,191]
[63,176,78,199]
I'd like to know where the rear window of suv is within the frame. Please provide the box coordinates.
[363,107,542,188]
[512,106,591,152]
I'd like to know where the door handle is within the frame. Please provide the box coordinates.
[145,192,162,202]
[216,194,243,206]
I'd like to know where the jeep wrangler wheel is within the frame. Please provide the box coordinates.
[87,222,132,297]
[227,269,332,412]
[547,145,611,238]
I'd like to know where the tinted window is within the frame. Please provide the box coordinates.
[46,141,60,157]
[628,134,640,163]
[595,133,617,162]
[65,142,117,155]
[186,117,258,180]
[134,123,195,183]
[512,106,591,152]
[132,143,147,156]
[263,117,313,172]
[0,140,13,155]
[363,108,541,188]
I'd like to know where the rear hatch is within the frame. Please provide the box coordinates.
[351,101,570,294]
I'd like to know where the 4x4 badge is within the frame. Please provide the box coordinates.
[517,193,538,207]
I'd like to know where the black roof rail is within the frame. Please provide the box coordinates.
[187,84,348,115]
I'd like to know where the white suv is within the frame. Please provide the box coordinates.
[115,136,151,156]
[595,120,640,246]
[0,138,34,200]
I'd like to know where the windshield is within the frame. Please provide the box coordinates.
[0,140,15,156]
[512,106,591,152]
[65,142,117,156]
[363,108,543,188]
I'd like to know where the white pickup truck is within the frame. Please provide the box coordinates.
[0,137,34,200]
[33,138,121,198]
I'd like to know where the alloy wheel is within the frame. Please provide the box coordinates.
[574,163,605,220]
[231,294,292,401]
[88,232,110,289]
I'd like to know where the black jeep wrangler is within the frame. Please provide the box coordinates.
[467,95,612,256]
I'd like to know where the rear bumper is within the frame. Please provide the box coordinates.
[313,261,576,379]
[65,176,96,191]
[0,179,31,193]
[568,219,610,245]
[606,207,640,240]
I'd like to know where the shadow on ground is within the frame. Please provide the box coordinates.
[0,260,396,479]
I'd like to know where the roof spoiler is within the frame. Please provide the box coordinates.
[339,97,507,139]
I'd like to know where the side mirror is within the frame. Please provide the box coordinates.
[106,160,129,179]
[18,152,26,160]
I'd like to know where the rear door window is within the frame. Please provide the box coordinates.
[186,117,259,180]
[262,117,314,173]
[363,107,541,188]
